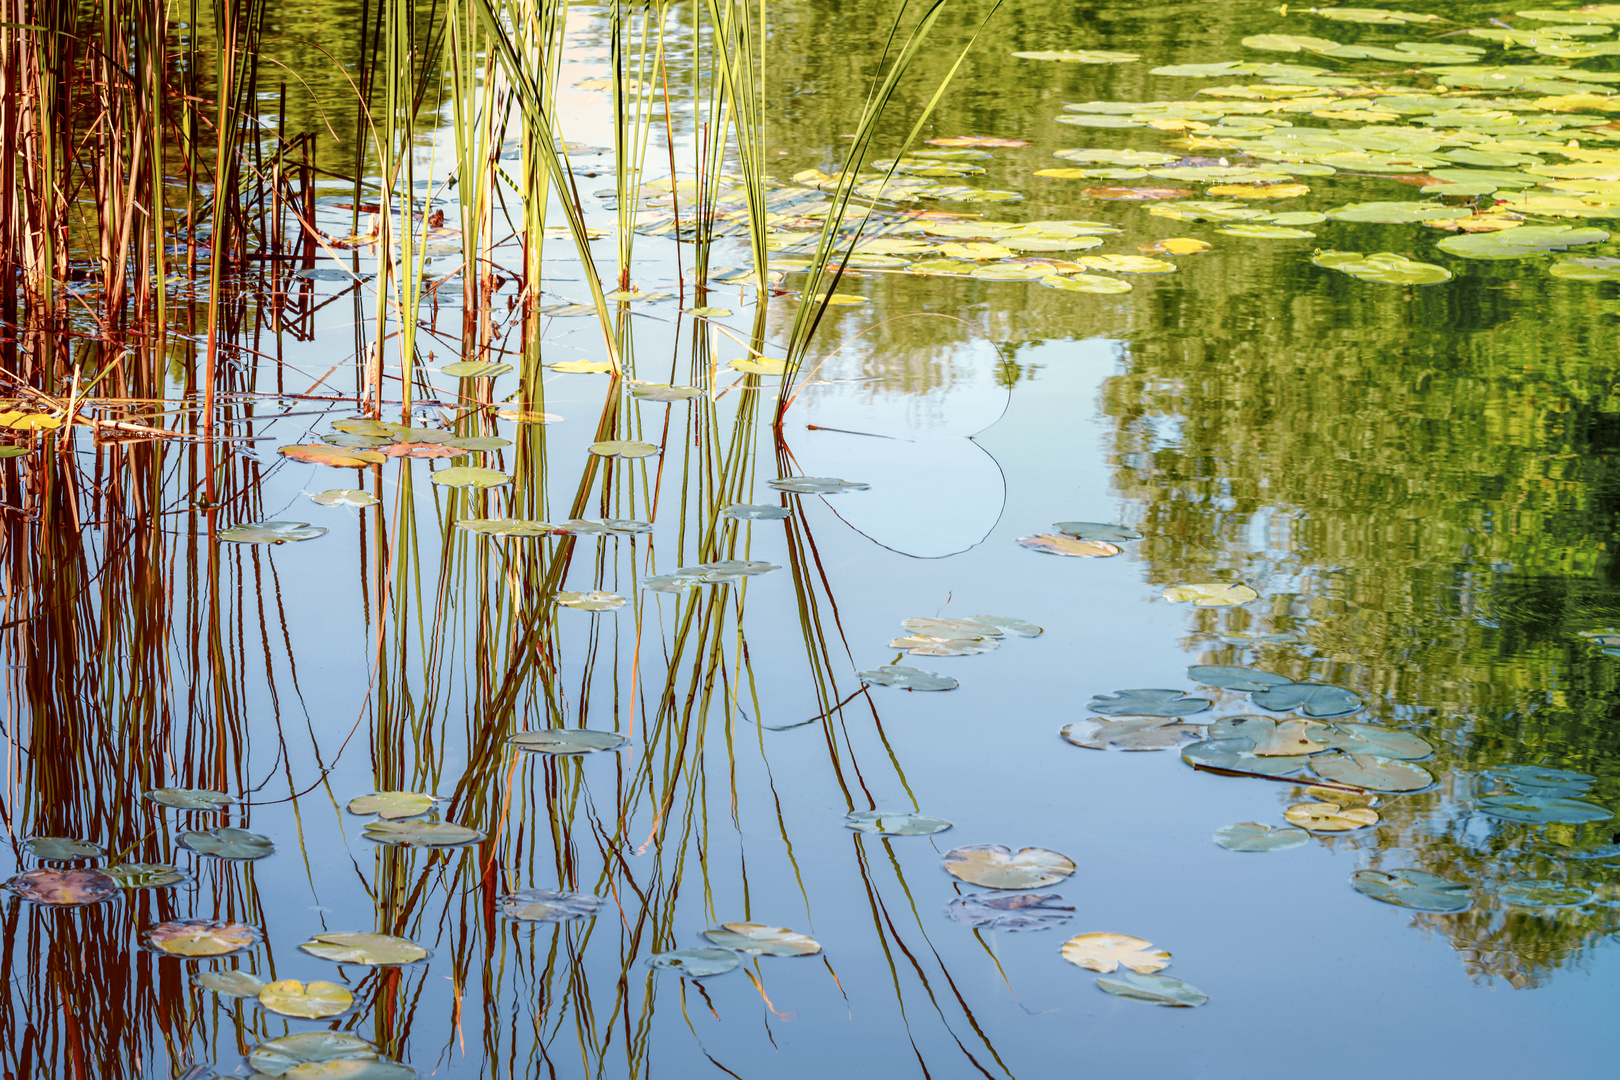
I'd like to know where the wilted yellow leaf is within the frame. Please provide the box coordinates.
[1061,933,1171,974]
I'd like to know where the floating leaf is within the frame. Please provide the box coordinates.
[966,614,1043,637]
[858,665,959,691]
[180,827,275,860]
[197,970,267,998]
[1087,688,1212,717]
[1308,7,1440,24]
[1437,224,1609,259]
[260,979,353,1019]
[768,476,870,494]
[902,617,1003,639]
[1351,869,1472,913]
[722,503,790,520]
[1487,765,1595,795]
[1040,273,1134,293]
[1011,49,1140,63]
[1054,521,1141,541]
[1140,238,1212,255]
[729,356,790,375]
[279,444,385,467]
[1016,533,1121,557]
[555,590,627,611]
[377,442,463,459]
[632,383,704,401]
[346,792,440,820]
[1315,724,1432,760]
[1061,933,1171,974]
[588,440,659,459]
[1163,582,1258,606]
[948,892,1074,931]
[1212,822,1310,852]
[24,836,103,860]
[1249,682,1364,718]
[1476,794,1613,824]
[647,948,739,977]
[1062,717,1205,751]
[511,728,628,754]
[146,919,257,957]
[889,634,999,656]
[943,844,1075,889]
[1242,33,1342,52]
[845,811,954,836]
[1284,802,1380,832]
[104,863,188,888]
[362,819,484,847]
[309,489,379,508]
[219,520,327,544]
[1186,665,1294,692]
[247,1033,393,1077]
[298,932,432,965]
[1074,254,1178,274]
[702,923,822,956]
[1327,202,1473,224]
[1498,879,1594,908]
[1311,251,1453,285]
[1222,223,1316,238]
[1095,971,1208,1007]
[1181,738,1314,777]
[457,518,556,537]
[1053,148,1179,167]
[499,889,603,922]
[1310,753,1432,792]
[6,868,118,905]
[1210,716,1328,756]
[442,361,513,378]
[430,466,510,488]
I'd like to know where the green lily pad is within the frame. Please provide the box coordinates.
[1186,665,1294,692]
[6,868,119,905]
[456,518,556,537]
[1487,765,1595,795]
[588,439,659,458]
[1310,8,1440,25]
[768,476,870,494]
[1249,682,1364,718]
[346,792,441,820]
[1053,521,1142,541]
[1163,582,1259,606]
[632,382,704,401]
[1327,202,1473,224]
[966,614,1043,637]
[647,948,739,977]
[1087,688,1212,717]
[845,810,953,836]
[858,665,959,691]
[1095,970,1208,1007]
[247,1033,393,1077]
[309,489,380,508]
[146,787,237,810]
[943,844,1075,889]
[362,819,485,847]
[218,520,327,544]
[722,503,790,520]
[1063,717,1205,751]
[1437,224,1609,259]
[1476,794,1613,823]
[24,836,104,860]
[1351,869,1472,913]
[441,361,513,378]
[430,466,510,488]
[1181,738,1315,777]
[702,923,822,956]
[1040,273,1134,293]
[947,892,1074,931]
[1242,33,1342,53]
[179,827,275,860]
[1498,879,1594,908]
[673,560,780,582]
[1315,724,1433,760]
[1309,752,1433,792]
[448,436,511,451]
[104,863,188,888]
[0,446,33,458]
[1312,251,1454,285]
[1212,822,1310,852]
[259,979,353,1019]
[196,969,267,997]
[511,728,628,754]
[299,932,433,964]
[1550,256,1620,280]
[499,889,602,922]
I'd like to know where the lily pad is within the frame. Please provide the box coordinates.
[1041,274,1134,294]
[146,919,258,957]
[1016,533,1122,557]
[1311,251,1453,285]
[1061,933,1171,973]
[588,439,659,458]
[247,1033,393,1077]
[701,923,822,956]
[902,617,1003,639]
[1095,971,1208,1007]
[722,503,790,520]
[1314,724,1432,760]
[1186,665,1294,692]
[279,443,385,467]
[1249,682,1364,718]
[948,892,1074,931]
[24,836,104,860]
[511,728,628,754]
[647,948,739,977]
[966,614,1044,637]
[555,590,627,611]
[219,520,327,544]
[889,634,999,656]
[1351,869,1472,913]
[632,383,705,401]
[1062,717,1204,751]
[943,844,1075,889]
[1212,823,1310,852]
[768,476,870,494]
[346,792,441,820]
[442,361,513,378]
[104,863,188,888]
[845,811,953,836]
[430,466,510,488]
[1243,33,1342,52]
[362,819,485,847]
[499,889,603,922]
[1210,716,1328,756]
[1498,879,1594,908]
[309,489,379,508]
[1163,582,1259,606]
[457,518,556,537]
[1181,738,1314,777]
[1053,521,1141,541]
[1476,794,1613,824]
[1487,765,1595,796]
[260,979,353,1019]
[6,868,119,905]
[1284,802,1381,831]
[1327,202,1473,224]
[1437,224,1609,259]
[197,970,267,997]
[858,665,959,691]
[299,932,432,965]
[179,827,275,860]
[1087,688,1212,717]
[1309,752,1433,792]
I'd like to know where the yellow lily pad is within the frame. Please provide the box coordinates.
[1060,933,1171,974]
[259,979,353,1019]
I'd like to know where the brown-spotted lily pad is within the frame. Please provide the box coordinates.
[944,845,1075,889]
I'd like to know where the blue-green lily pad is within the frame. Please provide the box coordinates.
[1310,752,1434,792]
[1315,724,1433,760]
[1212,822,1310,852]
[1053,521,1142,541]
[1351,869,1472,913]
[1095,970,1208,1007]
[1186,665,1294,692]
[1477,794,1613,824]
[1248,682,1364,718]
[1088,688,1212,717]
[179,827,275,860]
[1486,765,1595,796]
[648,948,739,977]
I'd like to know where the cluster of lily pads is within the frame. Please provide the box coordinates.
[855,613,1043,693]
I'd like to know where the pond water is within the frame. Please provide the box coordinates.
[7,0,1620,1076]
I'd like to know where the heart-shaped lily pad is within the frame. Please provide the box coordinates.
[1284,802,1380,831]
[1087,688,1212,717]
[1210,716,1328,756]
[309,489,380,508]
[858,665,959,691]
[430,466,510,488]
[218,520,328,544]
[1315,724,1433,760]
[279,443,385,467]
[701,923,822,956]
[498,889,603,922]
[1061,933,1171,974]
[722,503,790,520]
[346,792,441,820]
[1181,739,1315,777]
[588,439,659,458]
[943,845,1075,889]
[632,383,704,401]
[966,614,1044,637]
[179,827,276,860]
[1309,753,1433,792]
[1498,879,1594,908]
[1095,971,1208,1007]
[1437,224,1608,259]
[889,634,999,656]
[24,836,104,860]
[511,729,628,754]
[1053,521,1142,541]
[647,948,739,977]
[299,932,432,965]
[1186,665,1294,692]
[146,919,258,957]
[1248,682,1364,718]
[768,476,870,494]
[556,590,627,611]
[1062,717,1205,751]
[363,819,484,847]
[1487,765,1595,796]
[247,1033,391,1077]
[146,787,236,810]
[947,892,1074,931]
[1212,822,1310,851]
[1163,583,1259,606]
[845,811,953,836]
[259,979,353,1019]
[6,868,119,906]
[1016,534,1121,557]
[197,970,267,998]
[1476,794,1613,824]
[1351,869,1472,913]
[104,863,188,889]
